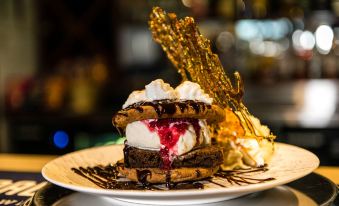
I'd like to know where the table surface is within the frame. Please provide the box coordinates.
[0,153,338,184]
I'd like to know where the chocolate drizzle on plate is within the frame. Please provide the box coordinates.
[71,163,274,191]
[71,164,146,190]
[213,165,275,186]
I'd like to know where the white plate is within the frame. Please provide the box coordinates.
[42,143,319,205]
[52,186,318,206]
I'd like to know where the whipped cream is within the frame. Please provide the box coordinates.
[145,79,177,101]
[221,137,269,170]
[122,90,147,109]
[125,119,210,155]
[175,81,213,104]
[122,79,212,108]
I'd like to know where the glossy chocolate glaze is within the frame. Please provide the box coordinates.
[71,163,274,191]
[115,100,211,121]
[112,99,213,136]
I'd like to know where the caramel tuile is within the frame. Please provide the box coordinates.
[148,7,275,141]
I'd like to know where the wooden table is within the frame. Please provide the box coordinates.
[0,153,338,184]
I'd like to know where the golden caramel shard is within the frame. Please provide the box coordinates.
[149,7,243,108]
[149,7,275,141]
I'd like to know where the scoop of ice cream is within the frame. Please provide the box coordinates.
[122,79,212,108]
[175,81,213,104]
[125,119,210,156]
[125,120,161,150]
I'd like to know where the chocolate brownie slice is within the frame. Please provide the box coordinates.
[123,145,223,169]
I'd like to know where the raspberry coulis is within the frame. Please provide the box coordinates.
[142,118,201,169]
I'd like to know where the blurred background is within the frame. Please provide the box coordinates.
[0,0,338,166]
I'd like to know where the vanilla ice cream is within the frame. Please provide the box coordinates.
[126,119,210,155]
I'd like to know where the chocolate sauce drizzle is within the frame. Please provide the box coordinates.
[71,164,146,190]
[116,100,210,119]
[213,165,275,186]
[112,99,213,141]
[136,169,152,189]
[71,163,274,191]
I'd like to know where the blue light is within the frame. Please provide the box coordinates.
[53,130,69,149]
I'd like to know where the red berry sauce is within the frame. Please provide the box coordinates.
[142,118,201,169]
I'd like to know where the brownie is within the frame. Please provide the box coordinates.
[123,145,223,169]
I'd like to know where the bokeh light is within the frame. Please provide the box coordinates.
[292,29,303,51]
[299,80,337,127]
[53,130,69,149]
[236,20,261,41]
[315,25,334,55]
[300,31,315,50]
[236,19,292,41]
[216,31,234,52]
[249,40,284,57]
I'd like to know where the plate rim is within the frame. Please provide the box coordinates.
[26,173,338,206]
[42,142,320,197]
